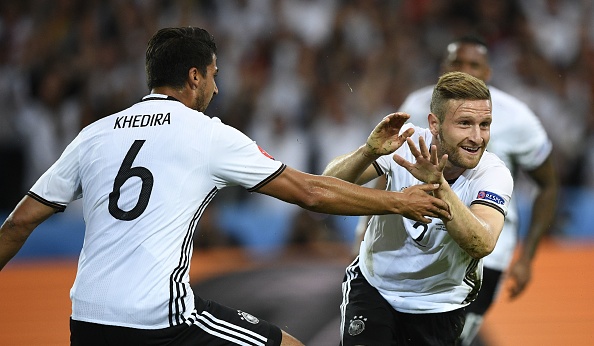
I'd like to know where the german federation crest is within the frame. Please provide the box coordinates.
[348,316,367,336]
[238,310,259,324]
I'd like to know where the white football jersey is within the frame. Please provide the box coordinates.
[399,85,552,270]
[359,125,513,313]
[29,94,285,329]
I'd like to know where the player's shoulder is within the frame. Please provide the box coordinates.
[488,85,547,134]
[477,151,511,174]
[489,86,535,116]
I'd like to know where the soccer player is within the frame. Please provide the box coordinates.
[324,71,514,345]
[0,27,451,346]
[395,35,558,344]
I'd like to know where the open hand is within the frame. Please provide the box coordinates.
[365,113,415,157]
[393,136,447,184]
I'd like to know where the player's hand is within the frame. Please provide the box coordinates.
[399,184,451,223]
[393,136,447,185]
[364,113,414,157]
[507,257,532,299]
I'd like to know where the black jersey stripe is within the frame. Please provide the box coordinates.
[371,161,384,177]
[247,164,286,192]
[169,187,217,325]
[26,191,67,212]
[470,200,505,216]
[173,187,218,325]
[169,186,218,326]
[174,206,201,320]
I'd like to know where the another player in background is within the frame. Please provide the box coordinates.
[356,35,558,345]
[0,27,452,346]
[325,71,513,345]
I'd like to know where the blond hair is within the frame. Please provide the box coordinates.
[430,71,491,121]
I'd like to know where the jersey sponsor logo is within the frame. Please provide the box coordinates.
[348,316,367,336]
[476,190,504,205]
[114,113,171,129]
[257,145,275,160]
[237,310,259,324]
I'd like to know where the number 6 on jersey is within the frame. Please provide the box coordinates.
[108,140,154,221]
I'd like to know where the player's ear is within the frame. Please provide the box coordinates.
[428,113,440,135]
[188,67,200,90]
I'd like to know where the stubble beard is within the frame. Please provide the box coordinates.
[438,129,482,171]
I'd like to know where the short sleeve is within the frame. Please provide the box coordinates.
[469,154,514,216]
[208,120,284,190]
[29,134,83,209]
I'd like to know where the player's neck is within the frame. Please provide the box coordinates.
[151,86,193,109]
[443,165,465,181]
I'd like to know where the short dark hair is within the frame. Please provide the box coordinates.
[145,27,217,90]
[442,35,489,65]
[451,34,488,49]
[430,71,491,121]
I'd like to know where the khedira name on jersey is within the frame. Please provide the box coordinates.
[113,113,171,129]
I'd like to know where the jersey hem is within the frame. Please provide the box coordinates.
[70,315,177,330]
[27,191,66,212]
[247,164,286,192]
[470,200,505,216]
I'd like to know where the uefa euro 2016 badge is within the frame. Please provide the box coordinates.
[237,310,260,324]
[348,316,367,336]
[476,190,505,204]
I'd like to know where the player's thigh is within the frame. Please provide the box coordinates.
[340,261,396,346]
[171,297,283,346]
[70,319,187,346]
[399,308,466,346]
[71,299,283,346]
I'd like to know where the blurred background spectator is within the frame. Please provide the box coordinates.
[1,0,593,254]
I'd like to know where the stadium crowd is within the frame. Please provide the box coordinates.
[0,0,593,250]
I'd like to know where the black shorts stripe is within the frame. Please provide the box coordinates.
[195,311,267,346]
[340,257,360,345]
[26,191,66,212]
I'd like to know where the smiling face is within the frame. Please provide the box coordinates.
[430,98,492,178]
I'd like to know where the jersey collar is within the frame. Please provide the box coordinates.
[141,94,181,103]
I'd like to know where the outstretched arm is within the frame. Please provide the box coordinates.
[257,166,450,223]
[0,196,57,270]
[508,154,558,298]
[352,175,387,255]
